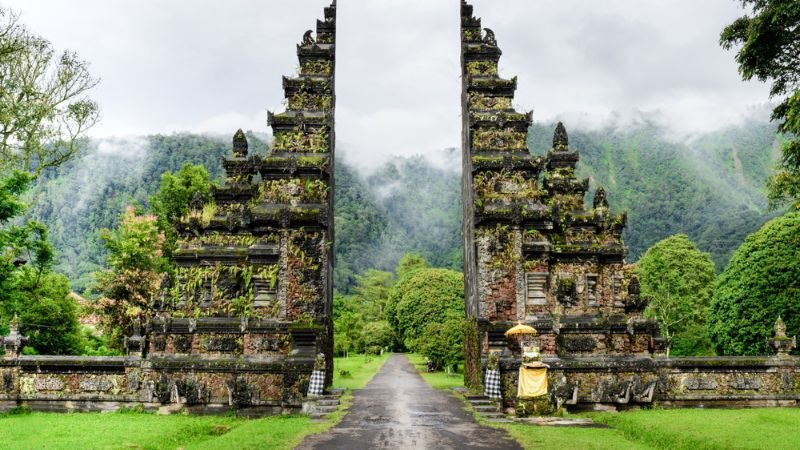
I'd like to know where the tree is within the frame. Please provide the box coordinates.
[149,163,212,258]
[0,7,99,178]
[721,1,800,209]
[94,206,165,349]
[0,171,82,355]
[709,212,800,355]
[416,317,464,371]
[395,252,428,280]
[386,267,464,353]
[636,234,717,356]
[11,268,82,355]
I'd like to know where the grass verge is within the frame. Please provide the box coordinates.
[332,352,391,390]
[405,353,465,389]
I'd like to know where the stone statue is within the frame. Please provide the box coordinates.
[594,186,609,209]
[189,191,204,212]
[483,28,497,46]
[232,128,248,156]
[302,29,315,46]
[553,122,569,150]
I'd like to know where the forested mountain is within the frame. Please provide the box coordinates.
[24,117,781,294]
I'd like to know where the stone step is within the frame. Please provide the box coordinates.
[481,412,506,418]
[316,398,340,406]
[474,405,500,413]
[310,412,327,420]
[315,405,338,413]
[465,395,490,400]
[469,399,495,405]
[328,388,345,395]
[486,418,514,423]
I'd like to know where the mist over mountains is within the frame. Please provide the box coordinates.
[23,116,781,294]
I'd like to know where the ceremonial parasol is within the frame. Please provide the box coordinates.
[504,322,537,337]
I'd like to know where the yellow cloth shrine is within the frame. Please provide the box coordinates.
[518,365,548,398]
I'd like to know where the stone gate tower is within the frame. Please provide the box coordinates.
[460,1,664,391]
[150,0,337,405]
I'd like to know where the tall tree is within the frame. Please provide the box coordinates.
[708,212,800,355]
[0,7,99,178]
[94,206,165,348]
[636,235,717,356]
[721,0,800,209]
[0,170,81,355]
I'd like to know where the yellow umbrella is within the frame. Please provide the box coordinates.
[504,322,537,337]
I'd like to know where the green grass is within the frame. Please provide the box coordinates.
[332,352,391,390]
[588,408,800,449]
[405,353,465,389]
[0,354,390,450]
[498,422,651,450]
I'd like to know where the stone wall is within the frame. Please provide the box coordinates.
[495,355,800,411]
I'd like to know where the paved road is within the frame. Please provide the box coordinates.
[297,354,522,450]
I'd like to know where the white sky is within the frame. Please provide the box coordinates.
[2,0,770,170]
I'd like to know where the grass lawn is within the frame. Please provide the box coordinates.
[332,352,391,390]
[406,353,466,389]
[588,408,800,449]
[0,353,390,450]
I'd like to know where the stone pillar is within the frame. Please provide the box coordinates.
[2,315,27,359]
[124,324,145,358]
[769,316,796,358]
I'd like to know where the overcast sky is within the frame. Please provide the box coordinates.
[3,0,770,170]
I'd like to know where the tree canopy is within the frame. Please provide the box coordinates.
[0,7,99,178]
[720,0,800,209]
[636,234,716,356]
[386,267,464,359]
[708,212,800,355]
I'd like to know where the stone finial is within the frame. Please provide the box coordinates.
[770,315,796,358]
[624,276,648,313]
[483,28,497,46]
[775,316,787,338]
[189,191,204,212]
[553,122,569,150]
[232,129,248,157]
[124,323,144,357]
[3,314,27,359]
[302,29,315,46]
[593,186,609,209]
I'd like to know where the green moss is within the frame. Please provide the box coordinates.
[468,93,512,110]
[472,128,527,151]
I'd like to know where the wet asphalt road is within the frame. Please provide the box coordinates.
[297,353,522,450]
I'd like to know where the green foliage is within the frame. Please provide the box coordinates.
[709,212,800,355]
[637,234,716,356]
[386,267,464,352]
[415,317,465,370]
[10,268,82,355]
[94,206,165,348]
[0,170,81,355]
[720,1,800,209]
[0,7,99,178]
[150,163,212,258]
[332,270,395,356]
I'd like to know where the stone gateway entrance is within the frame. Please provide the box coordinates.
[2,0,800,419]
